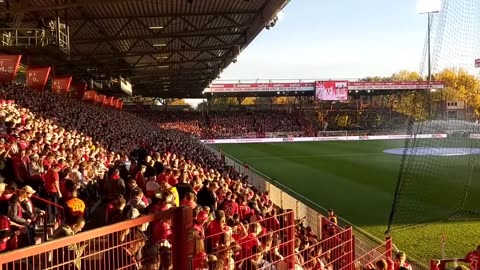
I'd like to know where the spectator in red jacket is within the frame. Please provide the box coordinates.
[43,164,62,222]
[465,245,480,270]
[134,165,147,192]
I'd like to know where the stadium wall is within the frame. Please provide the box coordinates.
[200,134,448,144]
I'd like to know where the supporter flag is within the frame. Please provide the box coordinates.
[82,90,97,101]
[26,66,51,91]
[51,76,72,93]
[116,99,123,110]
[95,94,106,104]
[110,98,118,108]
[73,81,88,99]
[103,96,113,107]
[0,55,22,83]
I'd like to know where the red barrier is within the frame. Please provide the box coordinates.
[301,226,354,270]
[0,209,179,270]
[202,210,296,269]
[322,216,345,239]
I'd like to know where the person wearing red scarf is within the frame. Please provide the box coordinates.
[104,169,126,200]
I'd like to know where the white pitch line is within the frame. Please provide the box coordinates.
[241,153,384,160]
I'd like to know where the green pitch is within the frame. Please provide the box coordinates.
[216,140,480,264]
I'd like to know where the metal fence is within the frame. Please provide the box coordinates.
[207,144,428,270]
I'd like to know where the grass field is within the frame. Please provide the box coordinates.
[217,139,480,264]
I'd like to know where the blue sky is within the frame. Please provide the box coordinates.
[220,0,429,81]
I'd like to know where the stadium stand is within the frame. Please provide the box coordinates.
[0,83,397,269]
[138,106,410,140]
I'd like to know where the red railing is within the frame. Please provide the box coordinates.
[203,210,296,269]
[302,226,354,270]
[0,207,191,270]
[31,194,65,241]
[350,237,393,270]
[31,194,64,216]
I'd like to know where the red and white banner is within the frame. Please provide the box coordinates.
[73,81,88,99]
[475,59,480,68]
[0,55,22,83]
[204,82,315,93]
[110,98,118,107]
[26,66,51,91]
[116,99,124,110]
[103,96,113,107]
[315,81,348,101]
[94,94,106,104]
[348,81,444,90]
[83,90,97,101]
[52,76,72,93]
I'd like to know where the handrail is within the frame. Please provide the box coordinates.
[31,194,64,210]
[0,210,170,263]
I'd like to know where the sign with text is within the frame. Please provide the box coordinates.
[110,98,118,107]
[94,94,106,104]
[0,55,21,83]
[315,81,349,101]
[204,82,315,93]
[26,66,51,91]
[103,96,113,107]
[116,99,123,110]
[52,76,72,93]
[83,90,97,101]
[348,81,444,90]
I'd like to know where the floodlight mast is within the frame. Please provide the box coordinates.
[417,0,441,81]
[417,0,441,118]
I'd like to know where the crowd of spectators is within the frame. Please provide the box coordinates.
[0,83,327,269]
[136,106,409,140]
[203,111,308,139]
[0,83,444,270]
[138,111,203,137]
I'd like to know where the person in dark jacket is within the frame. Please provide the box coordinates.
[8,192,34,246]
[196,181,218,214]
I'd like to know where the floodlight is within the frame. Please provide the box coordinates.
[417,0,441,14]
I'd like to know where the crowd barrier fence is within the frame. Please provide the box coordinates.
[206,144,429,270]
[0,207,196,270]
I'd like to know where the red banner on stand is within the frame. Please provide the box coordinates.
[0,55,22,83]
[73,81,88,99]
[26,67,51,91]
[110,98,118,107]
[94,94,106,104]
[82,90,97,101]
[116,99,123,110]
[52,76,72,93]
[347,81,444,90]
[103,96,113,107]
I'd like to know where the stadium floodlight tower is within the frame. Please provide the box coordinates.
[417,0,442,81]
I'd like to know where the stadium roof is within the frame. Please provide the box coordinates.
[1,0,290,98]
